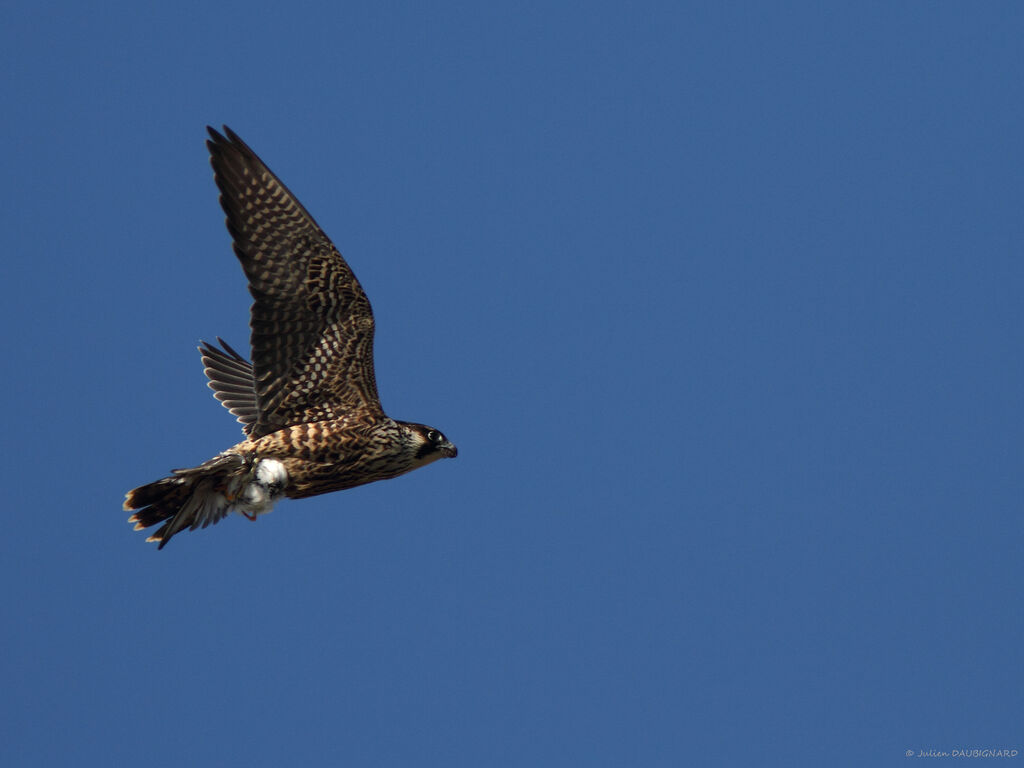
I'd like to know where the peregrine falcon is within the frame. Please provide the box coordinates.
[124,126,457,549]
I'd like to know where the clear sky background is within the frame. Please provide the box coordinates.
[2,2,1021,766]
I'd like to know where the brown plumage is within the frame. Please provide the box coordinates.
[124,126,456,549]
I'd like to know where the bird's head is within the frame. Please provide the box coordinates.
[404,423,458,464]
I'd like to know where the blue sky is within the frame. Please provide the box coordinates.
[2,1,1022,765]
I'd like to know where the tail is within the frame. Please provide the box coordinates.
[124,453,248,549]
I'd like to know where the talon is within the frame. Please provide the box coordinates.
[242,510,258,521]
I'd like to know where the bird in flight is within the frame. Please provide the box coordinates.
[124,126,457,549]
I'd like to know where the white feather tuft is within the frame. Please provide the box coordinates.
[235,459,289,518]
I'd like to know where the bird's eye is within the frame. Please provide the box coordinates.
[427,429,442,443]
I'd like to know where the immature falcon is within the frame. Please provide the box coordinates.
[124,126,456,549]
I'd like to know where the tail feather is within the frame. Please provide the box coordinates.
[125,454,247,549]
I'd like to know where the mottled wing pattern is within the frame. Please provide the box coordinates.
[199,337,259,435]
[206,126,382,439]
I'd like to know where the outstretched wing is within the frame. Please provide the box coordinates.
[206,126,382,439]
[199,337,259,435]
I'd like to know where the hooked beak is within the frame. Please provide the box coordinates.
[441,440,458,459]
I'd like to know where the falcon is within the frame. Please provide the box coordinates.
[124,126,457,549]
